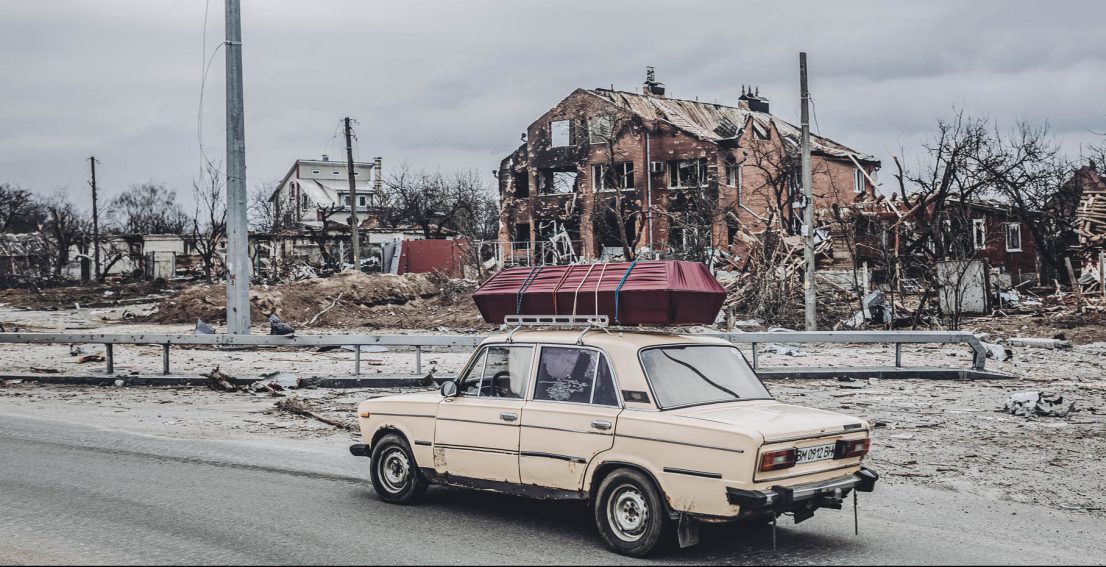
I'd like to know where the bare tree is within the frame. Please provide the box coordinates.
[0,183,44,233]
[191,163,228,282]
[584,111,648,260]
[109,182,191,235]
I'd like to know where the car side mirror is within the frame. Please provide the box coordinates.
[440,380,458,398]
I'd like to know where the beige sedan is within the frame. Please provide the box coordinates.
[350,330,878,556]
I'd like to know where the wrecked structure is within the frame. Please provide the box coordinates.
[1074,163,1106,293]
[269,156,383,227]
[496,68,881,266]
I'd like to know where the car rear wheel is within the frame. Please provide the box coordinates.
[594,468,672,557]
[369,433,427,504]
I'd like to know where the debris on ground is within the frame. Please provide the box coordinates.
[77,354,105,364]
[68,344,85,356]
[248,372,300,394]
[145,271,488,330]
[1007,337,1074,350]
[273,397,353,430]
[268,314,295,336]
[1005,391,1077,418]
[202,366,238,391]
[980,341,1013,361]
[195,318,216,334]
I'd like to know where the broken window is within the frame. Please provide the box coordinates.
[853,168,865,193]
[972,218,986,250]
[725,160,741,187]
[551,120,573,147]
[588,115,613,144]
[514,171,529,198]
[534,347,618,406]
[1006,222,1022,252]
[668,159,706,189]
[539,168,578,194]
[592,162,634,191]
[514,223,530,247]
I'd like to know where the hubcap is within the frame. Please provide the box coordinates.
[607,484,649,542]
[378,447,410,493]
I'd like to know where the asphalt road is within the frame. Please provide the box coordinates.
[0,412,1100,565]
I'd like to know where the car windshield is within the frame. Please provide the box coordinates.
[639,345,772,409]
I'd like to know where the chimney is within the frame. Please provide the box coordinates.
[739,85,770,113]
[642,66,666,97]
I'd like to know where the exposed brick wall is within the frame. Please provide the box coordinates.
[498,89,879,263]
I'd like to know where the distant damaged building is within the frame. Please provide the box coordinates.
[496,68,880,265]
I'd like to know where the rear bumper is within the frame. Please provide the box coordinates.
[726,467,878,515]
[349,444,369,457]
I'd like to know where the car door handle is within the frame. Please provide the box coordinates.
[591,420,612,431]
[499,412,518,422]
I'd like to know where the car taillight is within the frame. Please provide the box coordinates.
[359,411,371,418]
[759,448,796,472]
[835,438,870,459]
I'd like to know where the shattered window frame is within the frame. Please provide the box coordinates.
[853,168,865,193]
[1006,222,1022,252]
[533,345,621,407]
[540,169,578,195]
[588,115,614,144]
[972,218,987,250]
[668,159,706,189]
[725,160,741,187]
[551,119,573,147]
[591,162,634,192]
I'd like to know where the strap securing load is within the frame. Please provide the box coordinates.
[515,266,541,315]
[613,260,637,324]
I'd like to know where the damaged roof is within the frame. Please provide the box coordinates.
[585,89,878,163]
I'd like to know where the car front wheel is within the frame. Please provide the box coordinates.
[369,433,427,504]
[594,468,672,557]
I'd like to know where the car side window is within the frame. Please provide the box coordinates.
[534,347,619,406]
[478,346,533,399]
[458,349,487,396]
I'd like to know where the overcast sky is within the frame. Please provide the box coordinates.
[2,0,1105,211]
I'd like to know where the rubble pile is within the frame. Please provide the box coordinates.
[146,271,489,330]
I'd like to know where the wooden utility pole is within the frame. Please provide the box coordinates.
[800,52,816,330]
[344,117,360,270]
[88,156,101,282]
[224,0,251,334]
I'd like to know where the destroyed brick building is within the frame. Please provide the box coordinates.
[496,69,880,265]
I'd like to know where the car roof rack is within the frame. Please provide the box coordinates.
[504,315,609,345]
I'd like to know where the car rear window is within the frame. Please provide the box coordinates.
[639,345,771,409]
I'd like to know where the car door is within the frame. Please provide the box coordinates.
[518,345,621,492]
[434,344,534,484]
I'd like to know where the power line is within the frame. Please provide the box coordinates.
[197,0,226,178]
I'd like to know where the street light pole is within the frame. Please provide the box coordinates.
[225,0,250,334]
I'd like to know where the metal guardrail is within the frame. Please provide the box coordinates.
[705,331,988,372]
[0,330,987,377]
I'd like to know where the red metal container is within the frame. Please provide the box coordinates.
[472,260,725,325]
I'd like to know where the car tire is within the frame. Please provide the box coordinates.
[369,433,427,504]
[594,468,672,557]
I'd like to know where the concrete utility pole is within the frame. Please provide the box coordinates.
[88,156,101,283]
[344,117,360,270]
[225,0,251,334]
[800,52,817,331]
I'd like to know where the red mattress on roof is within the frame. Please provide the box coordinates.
[472,260,725,325]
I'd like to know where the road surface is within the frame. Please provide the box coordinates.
[0,410,1099,565]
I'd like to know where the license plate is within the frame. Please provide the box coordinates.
[795,443,836,464]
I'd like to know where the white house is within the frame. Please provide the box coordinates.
[269,156,381,228]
